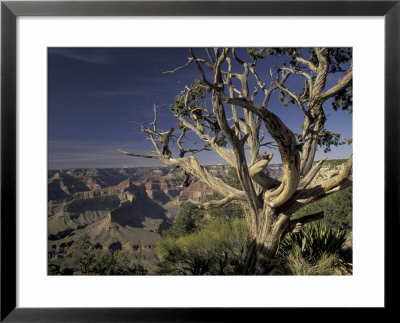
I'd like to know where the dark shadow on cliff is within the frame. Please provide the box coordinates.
[110,186,169,229]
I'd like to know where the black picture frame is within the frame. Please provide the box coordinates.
[1,1,398,321]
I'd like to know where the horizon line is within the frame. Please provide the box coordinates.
[48,158,349,171]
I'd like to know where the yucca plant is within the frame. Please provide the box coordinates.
[278,221,352,274]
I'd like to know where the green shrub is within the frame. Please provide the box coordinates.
[69,234,147,275]
[205,192,244,220]
[161,167,244,239]
[161,202,206,239]
[156,217,248,275]
[223,167,242,190]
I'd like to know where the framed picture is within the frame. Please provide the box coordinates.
[1,0,398,321]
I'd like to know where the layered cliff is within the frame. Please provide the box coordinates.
[47,166,231,272]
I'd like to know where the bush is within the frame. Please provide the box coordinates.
[68,234,147,275]
[205,192,244,220]
[223,167,242,190]
[161,167,244,239]
[161,202,206,239]
[156,217,248,275]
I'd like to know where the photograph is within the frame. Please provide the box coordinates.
[2,0,397,319]
[47,47,353,276]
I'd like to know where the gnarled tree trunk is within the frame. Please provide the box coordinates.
[244,205,290,274]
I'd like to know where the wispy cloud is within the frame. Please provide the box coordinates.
[48,48,118,65]
[48,139,160,169]
[48,139,228,169]
[75,90,142,98]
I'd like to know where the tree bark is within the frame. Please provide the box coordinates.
[244,205,290,274]
[300,104,326,176]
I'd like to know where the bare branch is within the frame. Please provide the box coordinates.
[272,78,310,117]
[248,64,267,91]
[320,66,352,100]
[117,149,160,160]
[212,49,264,216]
[226,57,241,137]
[175,112,236,167]
[177,127,212,158]
[299,111,326,177]
[261,110,300,208]
[163,56,215,75]
[261,69,291,108]
[168,156,247,201]
[232,48,245,65]
[162,58,194,74]
[288,211,324,233]
[137,104,165,155]
[187,195,237,210]
[226,50,249,98]
[297,49,351,178]
[251,87,259,100]
[179,172,192,188]
[320,152,352,191]
[259,141,278,149]
[298,157,327,189]
[312,48,329,94]
[205,48,215,65]
[214,93,301,208]
[249,153,280,189]
[121,144,246,201]
[296,57,317,73]
[190,48,219,90]
[281,153,352,214]
[176,128,187,156]
[280,66,312,82]
[280,66,313,99]
[214,48,220,59]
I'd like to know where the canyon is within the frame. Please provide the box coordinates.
[48,165,246,272]
[48,161,345,274]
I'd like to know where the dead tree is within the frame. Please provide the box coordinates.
[119,48,353,274]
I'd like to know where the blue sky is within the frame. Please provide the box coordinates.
[48,48,352,169]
